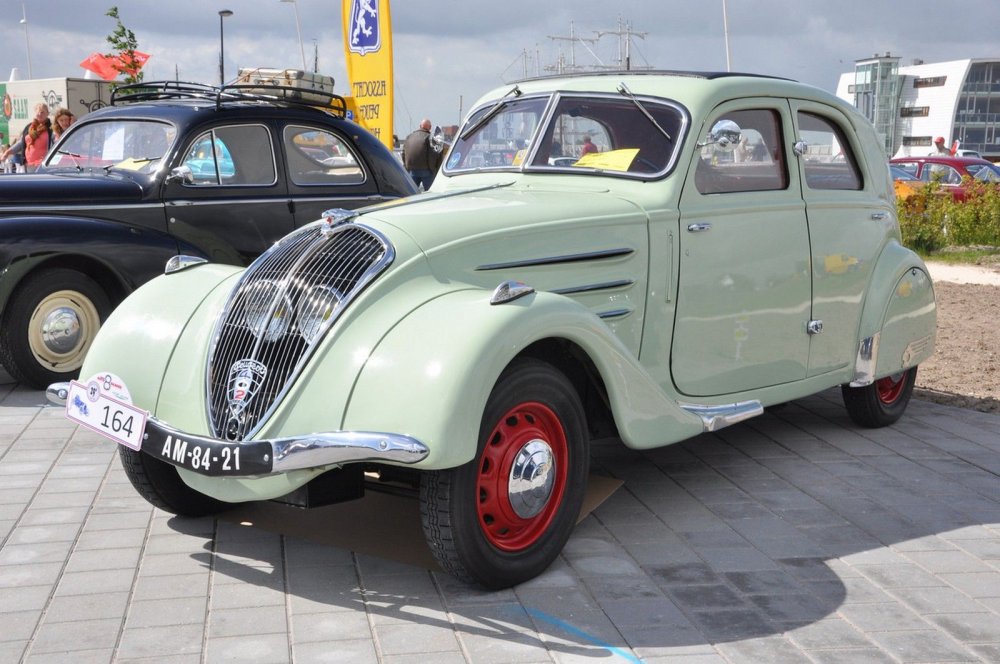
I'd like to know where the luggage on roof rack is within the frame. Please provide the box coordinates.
[234,68,336,105]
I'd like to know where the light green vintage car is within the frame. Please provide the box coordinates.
[50,72,936,589]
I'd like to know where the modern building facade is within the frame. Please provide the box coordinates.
[836,55,1000,160]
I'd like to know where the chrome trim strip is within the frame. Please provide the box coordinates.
[165,255,208,274]
[0,202,164,213]
[551,279,634,295]
[271,430,428,472]
[597,308,632,320]
[850,333,880,387]
[477,248,634,271]
[679,401,764,432]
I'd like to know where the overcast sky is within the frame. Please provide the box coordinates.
[3,1,998,133]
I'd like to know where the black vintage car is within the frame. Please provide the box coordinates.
[0,81,417,388]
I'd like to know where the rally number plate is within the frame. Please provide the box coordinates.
[65,380,147,450]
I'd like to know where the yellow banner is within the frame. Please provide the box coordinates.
[341,0,393,150]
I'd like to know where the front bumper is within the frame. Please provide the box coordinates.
[47,382,429,477]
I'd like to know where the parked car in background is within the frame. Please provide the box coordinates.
[0,80,417,388]
[890,155,1000,201]
[52,71,936,589]
[890,164,921,200]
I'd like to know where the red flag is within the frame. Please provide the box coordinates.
[79,52,120,80]
[79,51,151,80]
[119,51,150,76]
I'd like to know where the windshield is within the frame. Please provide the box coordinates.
[445,91,686,178]
[967,163,1000,183]
[45,120,177,173]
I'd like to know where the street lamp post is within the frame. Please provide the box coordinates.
[20,3,33,79]
[218,9,234,86]
[280,0,308,71]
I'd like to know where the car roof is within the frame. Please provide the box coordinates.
[891,155,994,166]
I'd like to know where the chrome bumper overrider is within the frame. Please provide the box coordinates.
[47,382,429,477]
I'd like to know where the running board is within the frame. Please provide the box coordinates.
[679,401,764,433]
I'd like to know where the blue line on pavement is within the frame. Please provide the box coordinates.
[525,607,644,663]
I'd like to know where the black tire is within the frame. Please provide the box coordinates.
[841,366,917,428]
[420,358,589,589]
[119,446,230,517]
[0,268,112,389]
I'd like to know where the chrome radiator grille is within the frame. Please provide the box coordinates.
[206,222,393,441]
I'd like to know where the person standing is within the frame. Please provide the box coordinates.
[1,103,53,172]
[51,108,75,141]
[402,118,442,191]
[580,135,598,155]
[929,136,951,156]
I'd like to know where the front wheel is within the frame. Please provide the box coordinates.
[119,447,229,517]
[420,358,589,589]
[0,268,112,389]
[841,366,917,428]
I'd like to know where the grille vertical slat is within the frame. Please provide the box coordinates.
[206,222,393,441]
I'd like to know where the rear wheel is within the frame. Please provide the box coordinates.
[0,268,111,389]
[841,366,917,428]
[119,447,229,517]
[420,358,589,589]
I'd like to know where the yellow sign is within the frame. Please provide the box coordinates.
[574,149,639,172]
[341,0,394,150]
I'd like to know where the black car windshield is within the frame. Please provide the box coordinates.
[444,91,685,178]
[46,120,177,173]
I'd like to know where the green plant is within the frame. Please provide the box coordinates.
[897,179,1000,252]
[105,6,144,84]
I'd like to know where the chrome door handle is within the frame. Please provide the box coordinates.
[870,211,889,221]
[687,223,712,232]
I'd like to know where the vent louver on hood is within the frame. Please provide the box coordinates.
[206,221,393,441]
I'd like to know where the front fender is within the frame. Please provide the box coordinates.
[340,288,704,469]
[855,241,936,382]
[78,263,243,414]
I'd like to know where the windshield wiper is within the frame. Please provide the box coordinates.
[55,149,84,172]
[617,82,672,142]
[459,85,522,141]
[102,156,161,173]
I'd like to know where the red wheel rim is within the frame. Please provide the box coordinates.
[477,401,568,552]
[876,372,906,404]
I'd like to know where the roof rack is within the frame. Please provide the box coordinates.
[110,80,347,117]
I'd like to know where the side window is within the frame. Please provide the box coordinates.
[797,112,863,190]
[696,108,788,194]
[894,162,919,177]
[284,126,364,186]
[921,164,961,185]
[182,125,275,186]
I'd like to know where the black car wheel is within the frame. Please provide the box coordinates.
[841,366,917,428]
[0,268,112,389]
[119,446,229,517]
[420,358,589,589]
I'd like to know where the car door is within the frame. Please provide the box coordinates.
[162,123,293,266]
[282,124,387,225]
[674,101,811,397]
[789,101,890,376]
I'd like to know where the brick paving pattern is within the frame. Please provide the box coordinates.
[1,381,998,663]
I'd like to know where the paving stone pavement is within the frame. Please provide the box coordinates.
[1,379,998,663]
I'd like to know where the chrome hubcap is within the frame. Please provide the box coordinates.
[41,306,82,353]
[508,439,556,519]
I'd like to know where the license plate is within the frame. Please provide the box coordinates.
[143,419,273,476]
[65,380,147,450]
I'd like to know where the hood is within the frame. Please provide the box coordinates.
[357,179,652,298]
[0,172,144,208]
[362,181,648,253]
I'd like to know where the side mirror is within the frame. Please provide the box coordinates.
[698,119,742,153]
[793,141,809,157]
[430,126,452,154]
[165,164,194,184]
